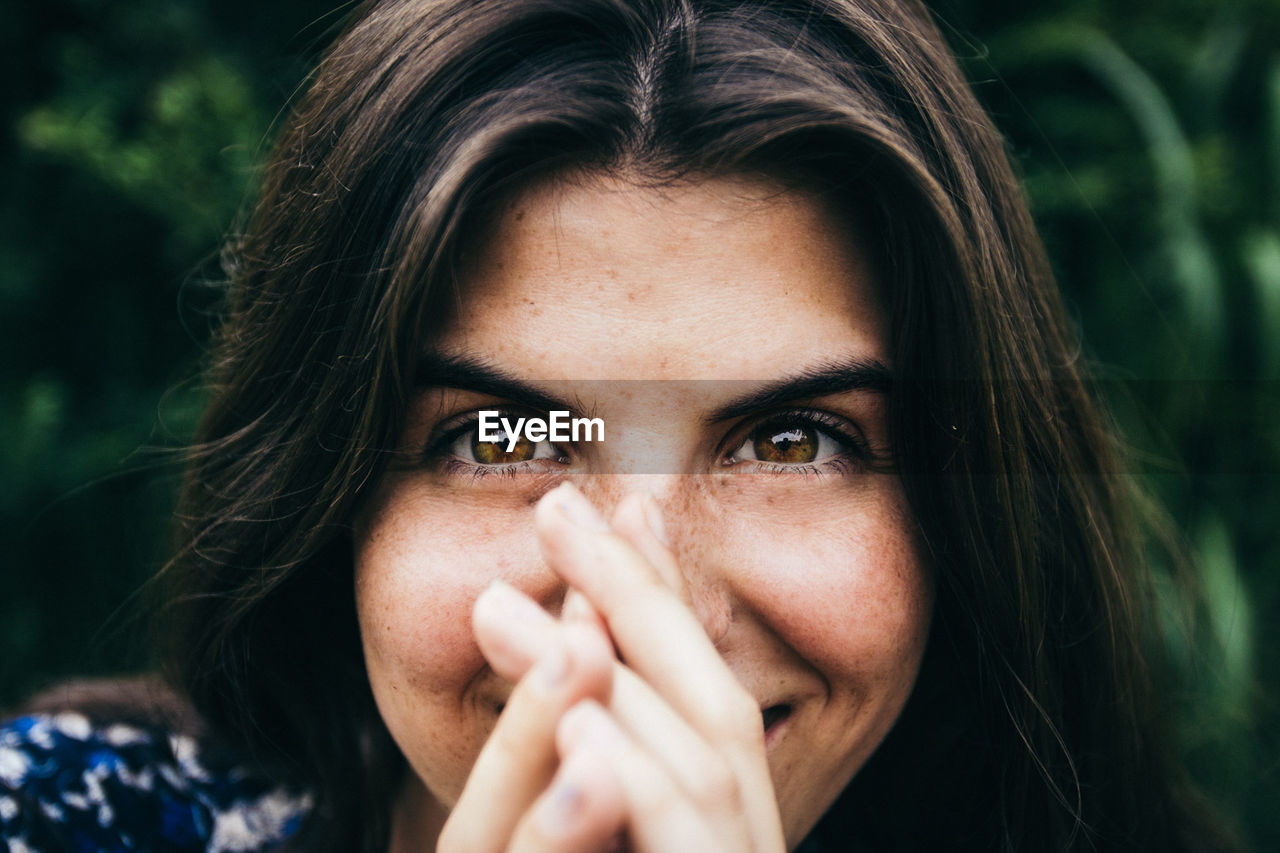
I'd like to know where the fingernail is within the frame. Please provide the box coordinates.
[643,493,669,547]
[533,642,569,689]
[535,765,586,835]
[562,589,594,624]
[480,579,545,623]
[555,483,611,532]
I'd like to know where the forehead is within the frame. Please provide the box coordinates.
[438,173,888,381]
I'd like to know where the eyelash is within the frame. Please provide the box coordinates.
[421,407,571,481]
[720,408,874,477]
[418,406,876,479]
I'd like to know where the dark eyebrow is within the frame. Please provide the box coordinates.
[416,351,891,420]
[415,352,570,413]
[707,358,893,422]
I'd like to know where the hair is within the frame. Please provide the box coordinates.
[154,0,1236,850]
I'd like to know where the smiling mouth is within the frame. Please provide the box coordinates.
[762,704,792,742]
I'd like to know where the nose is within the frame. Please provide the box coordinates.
[574,477,735,648]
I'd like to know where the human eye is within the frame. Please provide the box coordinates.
[722,408,875,476]
[421,408,570,479]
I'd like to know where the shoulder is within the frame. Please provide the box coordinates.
[0,711,312,852]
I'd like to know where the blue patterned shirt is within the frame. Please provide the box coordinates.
[0,713,311,852]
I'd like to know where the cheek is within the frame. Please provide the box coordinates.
[353,482,557,806]
[713,479,931,685]
[353,483,546,721]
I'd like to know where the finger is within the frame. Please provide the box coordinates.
[471,579,561,680]
[537,484,786,852]
[478,581,743,805]
[607,492,683,595]
[507,747,627,853]
[605,635,783,853]
[473,581,612,683]
[481,584,745,819]
[535,483,755,734]
[440,589,612,853]
[608,665,748,816]
[557,700,752,853]
[563,587,612,643]
[474,582,768,849]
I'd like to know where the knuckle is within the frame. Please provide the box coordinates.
[685,753,742,812]
[522,781,622,851]
[704,689,763,747]
[639,763,687,816]
[513,649,574,710]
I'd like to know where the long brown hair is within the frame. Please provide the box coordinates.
[159,0,1234,850]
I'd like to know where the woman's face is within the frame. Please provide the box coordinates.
[354,174,932,847]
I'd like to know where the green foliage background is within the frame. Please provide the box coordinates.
[2,0,1276,847]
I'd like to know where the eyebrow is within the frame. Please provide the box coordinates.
[415,352,571,413]
[417,351,892,420]
[706,358,893,422]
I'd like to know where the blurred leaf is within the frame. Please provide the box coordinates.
[1241,229,1280,374]
[17,52,266,253]
[1197,516,1254,714]
[1069,28,1224,364]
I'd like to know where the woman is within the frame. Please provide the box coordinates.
[0,0,1237,850]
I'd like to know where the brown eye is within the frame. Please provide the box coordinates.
[471,430,537,464]
[726,411,862,472]
[751,424,819,464]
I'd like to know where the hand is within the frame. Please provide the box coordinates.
[437,483,786,853]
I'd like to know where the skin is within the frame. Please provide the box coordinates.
[354,174,933,851]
